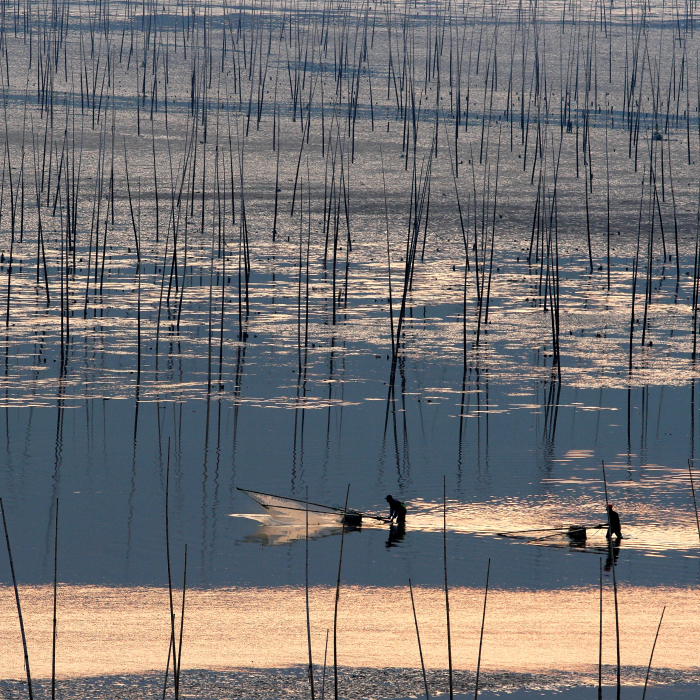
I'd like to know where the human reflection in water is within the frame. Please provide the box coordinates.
[386,522,406,548]
[604,540,622,571]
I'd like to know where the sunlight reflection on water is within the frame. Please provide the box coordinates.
[1,583,699,681]
[233,494,700,556]
[2,0,700,694]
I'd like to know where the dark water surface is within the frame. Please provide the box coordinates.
[2,379,700,590]
[1,0,700,694]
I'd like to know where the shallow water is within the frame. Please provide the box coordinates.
[1,0,700,696]
[3,583,700,675]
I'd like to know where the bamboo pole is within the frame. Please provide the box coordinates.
[408,578,430,700]
[443,476,453,700]
[474,558,491,700]
[333,485,350,700]
[51,498,59,700]
[0,498,34,700]
[601,461,621,700]
[306,488,315,699]
[688,460,700,544]
[641,607,666,700]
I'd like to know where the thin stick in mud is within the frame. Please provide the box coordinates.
[474,558,491,700]
[601,461,621,700]
[0,497,34,700]
[688,460,700,544]
[641,606,666,700]
[333,484,350,700]
[408,578,430,700]
[443,476,454,700]
[306,487,315,699]
[52,498,59,700]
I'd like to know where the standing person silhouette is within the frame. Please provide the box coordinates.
[605,503,623,540]
[385,495,406,526]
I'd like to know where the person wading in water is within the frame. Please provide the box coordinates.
[385,495,407,526]
[603,503,623,540]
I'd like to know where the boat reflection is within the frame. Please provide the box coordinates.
[233,512,365,546]
[234,511,408,548]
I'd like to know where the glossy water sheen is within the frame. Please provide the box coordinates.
[1,0,699,697]
[2,584,699,676]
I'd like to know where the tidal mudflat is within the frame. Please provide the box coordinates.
[1,0,700,698]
